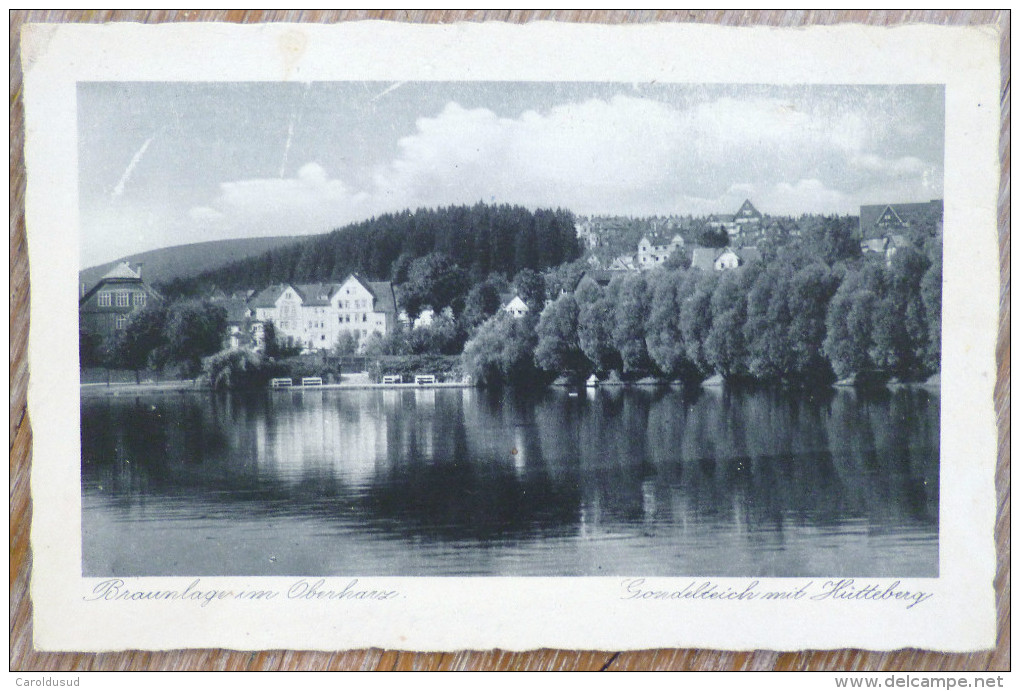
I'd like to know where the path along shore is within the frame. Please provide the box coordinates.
[80,378,473,397]
[79,373,938,398]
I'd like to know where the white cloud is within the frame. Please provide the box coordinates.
[689,97,813,146]
[850,153,926,176]
[748,179,854,215]
[188,206,224,225]
[183,94,938,241]
[186,162,373,239]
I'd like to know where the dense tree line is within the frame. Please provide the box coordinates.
[84,205,942,394]
[463,238,940,388]
[161,203,580,299]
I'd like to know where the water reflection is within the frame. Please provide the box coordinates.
[82,386,938,577]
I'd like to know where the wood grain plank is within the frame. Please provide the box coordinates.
[9,9,1009,671]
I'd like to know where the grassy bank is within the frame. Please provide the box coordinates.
[367,354,464,384]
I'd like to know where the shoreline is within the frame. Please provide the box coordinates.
[80,380,475,397]
[79,376,939,398]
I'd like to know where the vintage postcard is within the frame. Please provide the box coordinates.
[22,21,1000,651]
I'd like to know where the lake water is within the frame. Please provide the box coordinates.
[81,385,939,577]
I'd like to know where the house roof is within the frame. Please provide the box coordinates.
[367,281,397,315]
[294,282,339,306]
[78,262,160,306]
[859,200,943,239]
[101,262,141,280]
[335,273,380,302]
[691,248,724,271]
[734,199,763,220]
[249,284,291,308]
[250,277,397,313]
[641,231,683,247]
[577,269,615,287]
[502,295,529,311]
[220,297,252,324]
[690,246,761,270]
[608,254,638,271]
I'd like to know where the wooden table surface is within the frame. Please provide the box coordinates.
[9,9,1010,672]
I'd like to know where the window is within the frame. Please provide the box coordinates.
[97,292,111,307]
[115,292,130,307]
[133,293,146,307]
[362,314,367,322]
[115,315,128,330]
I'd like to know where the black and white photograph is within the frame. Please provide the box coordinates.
[77,81,944,578]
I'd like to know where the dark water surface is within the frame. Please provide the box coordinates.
[81,386,938,577]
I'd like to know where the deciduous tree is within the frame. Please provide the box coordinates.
[534,293,589,375]
[399,252,470,319]
[645,270,695,378]
[162,300,228,376]
[112,303,169,382]
[574,278,621,374]
[612,273,653,374]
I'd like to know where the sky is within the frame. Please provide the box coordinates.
[78,82,944,268]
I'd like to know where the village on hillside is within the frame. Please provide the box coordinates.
[79,197,943,390]
[577,198,942,274]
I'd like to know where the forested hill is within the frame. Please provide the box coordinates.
[165,203,580,296]
[80,235,315,291]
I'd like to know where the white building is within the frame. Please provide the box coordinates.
[575,219,601,249]
[690,247,763,271]
[637,233,685,268]
[502,295,530,318]
[708,199,764,238]
[713,248,743,270]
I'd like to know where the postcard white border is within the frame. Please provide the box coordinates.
[23,21,1000,652]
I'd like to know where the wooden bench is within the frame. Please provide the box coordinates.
[382,375,402,384]
[414,375,436,385]
[301,377,323,387]
[270,378,293,389]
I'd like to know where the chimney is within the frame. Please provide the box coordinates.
[80,282,86,298]
[136,262,144,279]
